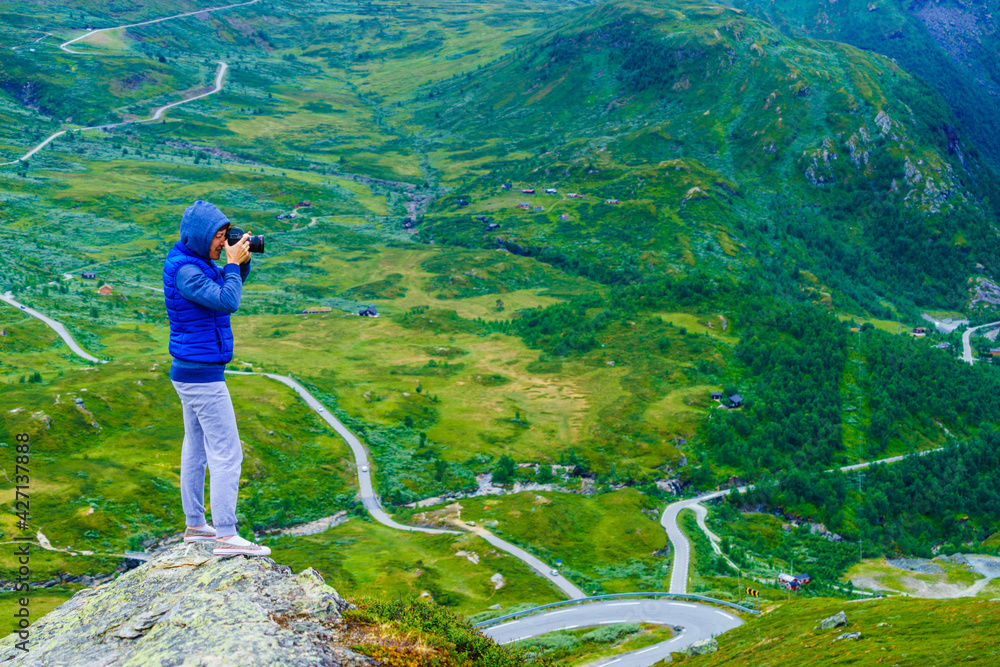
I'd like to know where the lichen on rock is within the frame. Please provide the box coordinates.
[0,542,373,666]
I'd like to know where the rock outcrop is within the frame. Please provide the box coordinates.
[0,542,373,667]
[819,611,848,630]
[686,637,718,655]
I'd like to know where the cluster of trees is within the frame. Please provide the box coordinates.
[741,431,1000,559]
[702,301,847,473]
[860,329,1000,452]
[19,371,43,384]
[610,19,684,93]
[512,274,732,358]
[513,295,608,356]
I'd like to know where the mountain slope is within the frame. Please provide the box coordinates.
[406,0,998,314]
[726,0,1000,172]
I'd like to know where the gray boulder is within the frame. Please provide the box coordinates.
[687,638,718,656]
[820,611,848,630]
[0,542,372,666]
[888,557,944,575]
[833,632,862,642]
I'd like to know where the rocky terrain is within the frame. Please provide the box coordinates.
[0,543,367,667]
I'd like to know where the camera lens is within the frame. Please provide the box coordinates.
[227,227,265,253]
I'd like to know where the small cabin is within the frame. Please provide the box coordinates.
[559,214,572,221]
[729,394,744,408]
[81,271,96,280]
[502,183,512,190]
[297,200,312,207]
[711,392,723,400]
[98,284,113,296]
[532,206,544,211]
[912,327,927,337]
[302,306,332,314]
[522,188,535,195]
[545,188,557,194]
[605,199,620,205]
[359,306,379,317]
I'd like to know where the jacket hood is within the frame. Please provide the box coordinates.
[180,200,230,259]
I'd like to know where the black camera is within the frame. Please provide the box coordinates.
[227,226,264,253]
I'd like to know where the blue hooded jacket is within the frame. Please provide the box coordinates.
[163,200,251,382]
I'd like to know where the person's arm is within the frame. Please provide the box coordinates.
[176,264,243,313]
[240,257,251,284]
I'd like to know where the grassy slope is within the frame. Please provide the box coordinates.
[729,0,1000,169]
[265,519,564,615]
[406,0,996,313]
[0,363,357,576]
[667,596,1000,666]
[430,489,670,595]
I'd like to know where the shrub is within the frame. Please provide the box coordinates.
[581,623,640,643]
[345,596,539,666]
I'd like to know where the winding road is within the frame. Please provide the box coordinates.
[58,0,260,55]
[0,293,104,363]
[223,370,588,599]
[660,445,956,598]
[224,371,458,536]
[5,292,735,660]
[6,268,960,661]
[962,321,1000,364]
[484,599,742,666]
[2,0,254,167]
[662,492,729,594]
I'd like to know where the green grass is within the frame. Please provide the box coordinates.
[0,589,79,638]
[264,519,563,616]
[422,489,670,595]
[666,596,1000,666]
[0,360,357,580]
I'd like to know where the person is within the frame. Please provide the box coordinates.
[163,200,270,557]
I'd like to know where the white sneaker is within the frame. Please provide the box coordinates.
[213,534,271,557]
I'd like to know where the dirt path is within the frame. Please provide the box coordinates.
[58,0,260,54]
[2,1,251,166]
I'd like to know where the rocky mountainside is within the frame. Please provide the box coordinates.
[727,0,1000,168]
[0,543,367,667]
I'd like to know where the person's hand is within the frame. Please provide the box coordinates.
[225,232,251,265]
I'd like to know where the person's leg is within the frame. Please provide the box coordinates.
[183,381,243,539]
[173,380,209,529]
